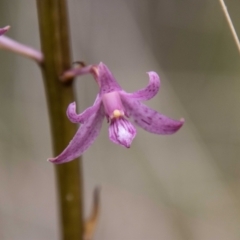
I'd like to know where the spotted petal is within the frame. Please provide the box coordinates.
[121,72,160,101]
[67,95,101,124]
[48,105,105,164]
[98,62,122,95]
[121,96,184,134]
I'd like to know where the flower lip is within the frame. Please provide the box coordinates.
[109,117,136,148]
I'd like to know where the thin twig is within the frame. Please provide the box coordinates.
[84,187,101,240]
[219,0,240,54]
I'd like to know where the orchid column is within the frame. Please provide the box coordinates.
[36,1,83,240]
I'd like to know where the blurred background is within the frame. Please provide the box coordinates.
[1,0,240,239]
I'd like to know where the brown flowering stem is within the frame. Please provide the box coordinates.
[36,1,83,240]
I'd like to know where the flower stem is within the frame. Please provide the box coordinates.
[36,1,83,239]
[0,35,43,63]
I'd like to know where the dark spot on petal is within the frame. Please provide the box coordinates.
[141,119,150,125]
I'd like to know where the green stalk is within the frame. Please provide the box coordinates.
[36,1,83,239]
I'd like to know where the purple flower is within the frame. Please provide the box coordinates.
[49,63,184,164]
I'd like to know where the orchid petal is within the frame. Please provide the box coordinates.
[121,72,160,101]
[98,62,122,95]
[48,105,105,164]
[109,117,136,148]
[121,96,184,134]
[0,26,10,36]
[67,96,101,124]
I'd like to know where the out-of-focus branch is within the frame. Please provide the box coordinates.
[36,1,83,240]
[219,0,240,54]
[84,187,101,240]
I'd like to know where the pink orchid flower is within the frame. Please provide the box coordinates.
[49,63,184,164]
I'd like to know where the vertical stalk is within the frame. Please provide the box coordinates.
[36,1,83,239]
